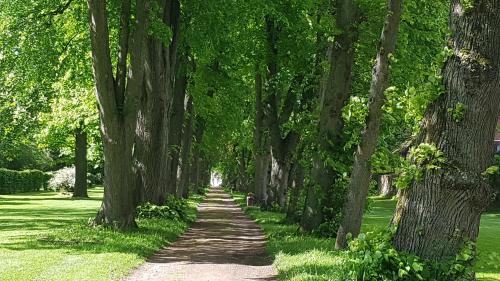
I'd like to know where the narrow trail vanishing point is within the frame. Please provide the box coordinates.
[124,187,277,281]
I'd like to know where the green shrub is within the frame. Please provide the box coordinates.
[0,168,51,194]
[137,195,189,221]
[343,228,476,281]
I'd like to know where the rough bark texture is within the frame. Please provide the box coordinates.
[378,174,396,198]
[254,68,271,206]
[301,0,359,232]
[286,161,304,220]
[263,16,300,209]
[166,58,188,195]
[392,0,500,263]
[177,96,194,198]
[87,0,147,229]
[73,124,88,198]
[335,0,403,249]
[135,0,181,205]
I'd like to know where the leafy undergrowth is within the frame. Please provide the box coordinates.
[0,187,204,281]
[230,192,500,281]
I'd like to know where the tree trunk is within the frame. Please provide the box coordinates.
[392,0,500,267]
[336,0,403,249]
[166,57,188,195]
[177,96,194,198]
[254,68,271,206]
[269,154,291,208]
[378,174,396,198]
[287,161,304,220]
[73,123,88,198]
[87,0,147,229]
[301,0,360,232]
[263,16,300,210]
[134,0,181,205]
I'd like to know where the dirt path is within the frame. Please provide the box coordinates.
[123,188,276,281]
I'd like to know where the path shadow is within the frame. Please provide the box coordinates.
[145,188,275,267]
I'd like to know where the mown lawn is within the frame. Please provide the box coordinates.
[231,192,500,281]
[0,187,203,281]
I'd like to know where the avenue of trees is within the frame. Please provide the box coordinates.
[1,0,499,279]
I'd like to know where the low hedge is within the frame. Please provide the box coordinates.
[0,168,51,194]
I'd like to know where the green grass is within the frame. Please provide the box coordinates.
[0,187,204,281]
[230,192,500,281]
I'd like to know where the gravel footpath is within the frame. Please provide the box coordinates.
[123,187,277,281]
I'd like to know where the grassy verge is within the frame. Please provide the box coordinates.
[0,187,204,281]
[229,192,500,281]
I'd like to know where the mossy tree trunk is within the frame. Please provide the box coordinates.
[392,0,500,268]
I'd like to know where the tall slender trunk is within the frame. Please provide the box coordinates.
[254,68,271,205]
[336,0,404,249]
[189,115,206,190]
[73,123,88,198]
[87,0,147,229]
[177,95,194,198]
[166,58,188,195]
[392,0,500,268]
[301,0,360,232]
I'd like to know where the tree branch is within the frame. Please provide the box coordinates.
[114,0,132,111]
[40,0,74,18]
[87,0,117,120]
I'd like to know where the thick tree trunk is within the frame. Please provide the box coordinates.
[177,96,194,198]
[254,68,271,206]
[166,58,188,195]
[287,161,304,220]
[135,0,181,205]
[336,0,403,249]
[87,0,147,229]
[378,174,396,198]
[263,16,300,210]
[269,153,291,208]
[392,0,500,266]
[301,0,360,232]
[73,124,88,198]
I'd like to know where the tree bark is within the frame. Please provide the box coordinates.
[177,95,194,198]
[263,16,301,210]
[254,67,271,206]
[166,57,188,195]
[378,174,396,198]
[287,161,304,220]
[392,0,500,266]
[73,123,88,198]
[134,0,182,205]
[301,0,360,232]
[87,0,147,229]
[335,0,403,249]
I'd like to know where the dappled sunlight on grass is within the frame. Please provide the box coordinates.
[0,187,203,281]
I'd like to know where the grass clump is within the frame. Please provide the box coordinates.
[230,192,500,281]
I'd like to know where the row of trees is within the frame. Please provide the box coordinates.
[2,0,499,277]
[214,0,499,276]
